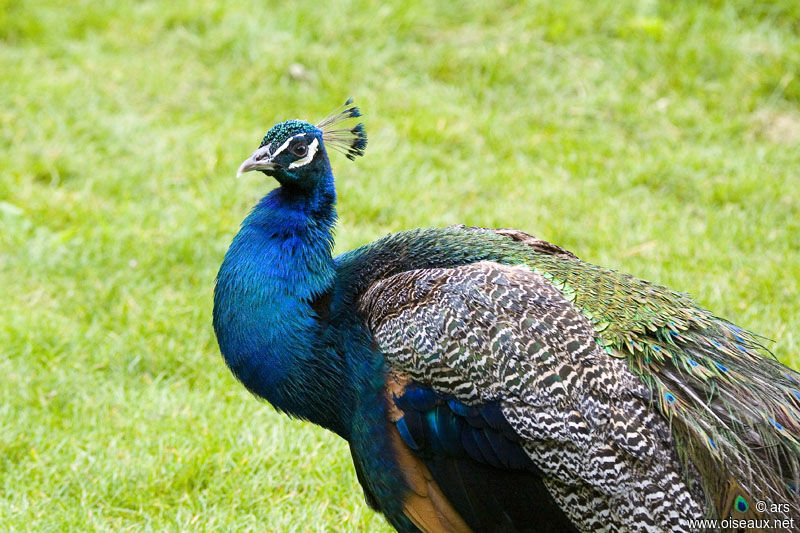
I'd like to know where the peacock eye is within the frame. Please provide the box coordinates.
[291,143,308,157]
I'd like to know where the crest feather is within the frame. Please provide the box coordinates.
[317,98,368,160]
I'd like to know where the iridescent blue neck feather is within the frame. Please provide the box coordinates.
[212,163,349,435]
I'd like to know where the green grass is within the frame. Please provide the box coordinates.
[1,0,799,530]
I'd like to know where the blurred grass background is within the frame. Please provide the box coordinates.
[1,0,799,530]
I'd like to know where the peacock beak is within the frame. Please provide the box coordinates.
[237,145,277,177]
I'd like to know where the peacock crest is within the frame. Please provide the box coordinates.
[316,98,367,160]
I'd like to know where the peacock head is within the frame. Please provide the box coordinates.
[237,99,367,191]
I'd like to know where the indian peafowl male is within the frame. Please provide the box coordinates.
[213,100,800,532]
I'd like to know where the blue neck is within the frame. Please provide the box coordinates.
[213,173,349,435]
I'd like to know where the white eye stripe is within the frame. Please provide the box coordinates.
[288,137,319,169]
[270,133,307,159]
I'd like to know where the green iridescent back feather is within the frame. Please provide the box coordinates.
[339,225,800,520]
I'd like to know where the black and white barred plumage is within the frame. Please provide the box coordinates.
[361,261,705,532]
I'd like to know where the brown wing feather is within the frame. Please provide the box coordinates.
[386,374,472,533]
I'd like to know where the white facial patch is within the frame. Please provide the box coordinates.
[270,132,311,159]
[288,137,319,169]
[268,135,296,159]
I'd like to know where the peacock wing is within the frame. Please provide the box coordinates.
[358,259,705,532]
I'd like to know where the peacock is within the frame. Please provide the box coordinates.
[213,100,800,532]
